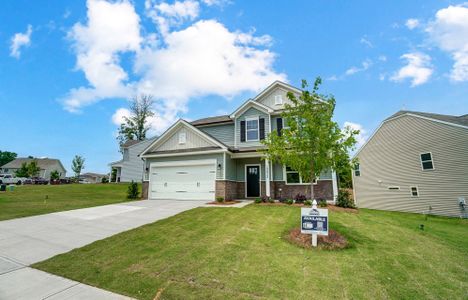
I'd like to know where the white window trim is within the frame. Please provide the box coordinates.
[410,186,419,197]
[354,163,361,176]
[420,152,435,171]
[245,117,259,142]
[178,132,186,144]
[283,165,318,185]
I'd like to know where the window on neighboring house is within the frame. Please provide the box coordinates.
[274,95,283,105]
[246,118,259,141]
[354,163,361,176]
[179,132,186,144]
[420,152,434,170]
[410,186,419,197]
[285,166,317,185]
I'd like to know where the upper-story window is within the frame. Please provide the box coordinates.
[246,118,259,141]
[178,132,187,144]
[420,152,434,170]
[274,95,283,105]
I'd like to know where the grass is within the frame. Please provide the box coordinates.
[0,184,133,221]
[33,205,468,300]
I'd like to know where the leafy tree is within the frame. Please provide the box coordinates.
[50,170,60,180]
[15,162,29,177]
[261,78,359,200]
[0,151,17,167]
[111,168,117,182]
[117,94,155,149]
[27,160,41,177]
[71,155,85,178]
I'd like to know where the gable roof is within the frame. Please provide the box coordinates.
[229,99,273,118]
[1,158,66,171]
[387,110,468,127]
[253,80,302,102]
[140,119,229,157]
[191,115,232,126]
[354,110,468,158]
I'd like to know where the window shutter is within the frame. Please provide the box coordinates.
[276,118,283,136]
[240,120,246,142]
[259,118,265,140]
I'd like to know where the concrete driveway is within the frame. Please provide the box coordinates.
[0,199,204,299]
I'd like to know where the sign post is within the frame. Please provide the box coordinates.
[301,200,328,247]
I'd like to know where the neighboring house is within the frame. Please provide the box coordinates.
[352,110,468,218]
[109,138,158,182]
[139,81,338,201]
[0,158,66,180]
[79,172,108,183]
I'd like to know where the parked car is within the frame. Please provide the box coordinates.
[60,178,72,184]
[31,177,49,185]
[78,179,91,184]
[0,174,28,185]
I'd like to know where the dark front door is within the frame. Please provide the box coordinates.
[246,165,260,198]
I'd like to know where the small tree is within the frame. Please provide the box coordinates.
[261,78,359,200]
[50,170,60,180]
[111,168,117,182]
[117,94,155,149]
[71,155,85,179]
[28,160,41,177]
[15,162,29,177]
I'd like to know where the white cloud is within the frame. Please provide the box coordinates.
[391,52,433,86]
[426,4,468,82]
[405,18,420,30]
[10,25,33,58]
[378,55,387,62]
[64,0,285,134]
[112,108,131,125]
[63,0,141,113]
[345,59,372,76]
[343,121,368,148]
[360,36,373,48]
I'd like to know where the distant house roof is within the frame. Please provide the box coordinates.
[0,158,66,171]
[190,115,233,126]
[387,110,468,127]
[81,172,108,178]
[121,140,141,147]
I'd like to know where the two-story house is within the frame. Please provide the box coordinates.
[352,110,468,218]
[109,138,157,182]
[140,81,338,201]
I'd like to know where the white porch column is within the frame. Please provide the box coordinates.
[265,158,271,197]
[332,170,338,204]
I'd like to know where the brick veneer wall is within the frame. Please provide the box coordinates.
[215,180,237,201]
[142,181,149,199]
[272,180,333,200]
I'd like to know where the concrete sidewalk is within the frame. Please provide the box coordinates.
[0,200,204,299]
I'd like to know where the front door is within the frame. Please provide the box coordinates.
[246,165,260,198]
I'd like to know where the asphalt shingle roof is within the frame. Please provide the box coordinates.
[0,158,65,170]
[388,110,468,127]
[190,115,233,126]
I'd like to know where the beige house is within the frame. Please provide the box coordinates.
[0,158,66,180]
[352,110,468,218]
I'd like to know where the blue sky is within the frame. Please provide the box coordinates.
[1,0,467,174]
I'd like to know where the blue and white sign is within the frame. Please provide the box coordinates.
[301,207,328,236]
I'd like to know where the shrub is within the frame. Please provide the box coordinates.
[294,193,307,204]
[101,177,109,183]
[304,200,312,206]
[261,195,271,203]
[286,199,294,205]
[268,197,275,203]
[336,189,355,208]
[254,198,262,204]
[216,196,224,203]
[318,199,328,207]
[127,181,139,199]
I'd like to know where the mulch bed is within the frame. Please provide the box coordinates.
[206,200,242,205]
[257,202,358,213]
[285,228,349,250]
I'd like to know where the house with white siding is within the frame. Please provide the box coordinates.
[109,138,157,182]
[352,110,468,218]
[139,81,338,202]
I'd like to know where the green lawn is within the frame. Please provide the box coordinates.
[33,205,468,299]
[0,184,132,221]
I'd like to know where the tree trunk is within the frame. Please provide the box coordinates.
[310,161,315,200]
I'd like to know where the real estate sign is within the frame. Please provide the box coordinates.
[301,208,328,236]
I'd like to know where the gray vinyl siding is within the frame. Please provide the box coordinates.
[155,126,213,152]
[120,139,155,182]
[256,87,299,110]
[225,154,237,181]
[354,115,468,218]
[235,107,270,148]
[145,153,224,180]
[235,158,266,181]
[199,124,235,147]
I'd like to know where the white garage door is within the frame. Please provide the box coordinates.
[150,161,216,200]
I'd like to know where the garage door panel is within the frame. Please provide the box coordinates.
[150,163,216,200]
